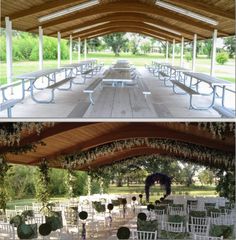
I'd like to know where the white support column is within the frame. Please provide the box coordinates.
[39,26,43,70]
[211,29,218,76]
[84,38,87,60]
[78,37,81,62]
[69,35,73,64]
[180,37,184,67]
[172,39,175,65]
[192,34,197,72]
[57,32,61,68]
[87,175,91,196]
[166,41,169,62]
[5,17,13,88]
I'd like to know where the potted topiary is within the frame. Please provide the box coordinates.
[107,203,114,228]
[79,211,88,240]
[17,223,38,239]
[117,227,131,240]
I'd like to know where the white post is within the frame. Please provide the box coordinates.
[172,39,175,65]
[87,175,91,196]
[5,17,13,90]
[39,26,43,70]
[211,29,218,76]
[192,34,197,72]
[166,41,169,62]
[180,37,184,67]
[57,32,61,68]
[78,37,81,62]
[84,38,87,60]
[69,35,73,64]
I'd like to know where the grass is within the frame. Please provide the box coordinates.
[0,52,235,85]
[6,184,217,209]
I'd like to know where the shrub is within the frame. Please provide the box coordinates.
[216,52,229,65]
[185,52,192,62]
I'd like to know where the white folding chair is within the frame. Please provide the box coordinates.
[169,206,185,216]
[132,230,157,240]
[161,221,185,239]
[193,234,223,240]
[189,216,210,236]
[0,223,15,240]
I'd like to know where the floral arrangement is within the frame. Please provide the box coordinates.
[145,173,172,202]
[0,123,54,146]
[58,138,234,171]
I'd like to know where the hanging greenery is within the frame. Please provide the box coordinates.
[58,138,234,170]
[0,123,54,146]
[215,170,235,203]
[0,155,11,213]
[65,169,77,198]
[35,160,51,215]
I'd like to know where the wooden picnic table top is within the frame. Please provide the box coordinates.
[104,68,131,80]
[16,68,62,80]
[169,66,190,72]
[63,59,97,68]
[183,72,232,86]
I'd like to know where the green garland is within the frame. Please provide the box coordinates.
[35,160,51,215]
[0,155,11,213]
[58,138,234,170]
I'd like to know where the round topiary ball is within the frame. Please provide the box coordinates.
[139,194,143,199]
[137,212,147,221]
[79,211,88,220]
[117,227,131,239]
[107,203,114,211]
[132,196,136,201]
[39,223,52,236]
[147,204,155,211]
[160,197,164,202]
[17,223,35,239]
[10,215,23,227]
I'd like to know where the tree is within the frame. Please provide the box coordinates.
[203,39,212,58]
[140,41,151,54]
[179,163,200,187]
[223,36,235,58]
[198,169,215,185]
[103,33,128,56]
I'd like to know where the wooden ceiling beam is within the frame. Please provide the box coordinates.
[37,124,234,164]
[1,0,87,22]
[73,27,175,42]
[49,13,201,38]
[61,20,191,41]
[26,1,225,34]
[68,23,182,41]
[165,0,235,20]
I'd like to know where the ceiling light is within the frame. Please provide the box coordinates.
[38,0,100,22]
[144,22,181,35]
[155,0,218,26]
[73,22,109,33]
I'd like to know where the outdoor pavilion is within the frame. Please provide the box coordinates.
[0,122,235,239]
[1,0,235,82]
[0,0,235,119]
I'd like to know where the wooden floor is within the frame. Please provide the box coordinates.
[0,67,225,119]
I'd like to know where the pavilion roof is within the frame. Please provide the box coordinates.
[1,0,235,42]
[0,122,234,170]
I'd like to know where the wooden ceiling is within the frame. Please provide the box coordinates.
[1,122,235,171]
[1,0,235,42]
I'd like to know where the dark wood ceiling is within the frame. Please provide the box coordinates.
[1,0,235,42]
[1,122,235,171]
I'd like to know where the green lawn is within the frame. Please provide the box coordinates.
[6,184,217,209]
[0,52,235,85]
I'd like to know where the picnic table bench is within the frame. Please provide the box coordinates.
[171,80,200,109]
[137,78,151,98]
[83,77,102,104]
[213,105,235,118]
[16,68,75,103]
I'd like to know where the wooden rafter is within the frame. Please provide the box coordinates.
[1,0,87,22]
[49,13,201,39]
[166,0,235,20]
[74,27,175,42]
[26,1,225,34]
[64,22,183,41]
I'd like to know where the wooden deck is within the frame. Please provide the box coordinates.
[0,67,226,119]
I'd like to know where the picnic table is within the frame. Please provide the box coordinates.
[16,68,72,103]
[102,68,132,87]
[183,72,233,109]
